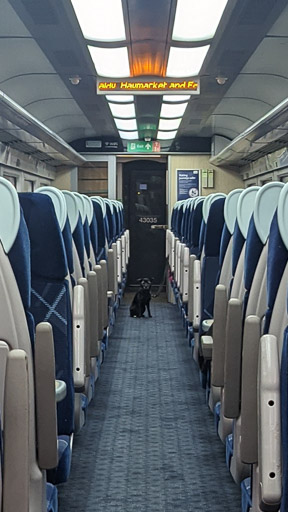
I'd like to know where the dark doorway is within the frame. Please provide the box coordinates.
[123,160,167,287]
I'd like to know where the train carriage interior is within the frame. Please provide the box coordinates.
[1,0,288,511]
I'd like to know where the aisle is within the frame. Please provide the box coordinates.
[58,295,241,512]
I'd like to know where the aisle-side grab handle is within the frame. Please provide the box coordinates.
[73,284,86,391]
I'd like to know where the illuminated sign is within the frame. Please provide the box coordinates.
[97,77,200,95]
[127,141,161,153]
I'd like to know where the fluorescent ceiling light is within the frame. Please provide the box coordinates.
[166,46,210,77]
[158,118,182,131]
[157,130,178,140]
[118,131,139,140]
[163,95,190,102]
[106,95,134,103]
[71,0,126,42]
[114,118,137,131]
[173,0,228,41]
[108,102,135,118]
[160,102,188,118]
[88,46,130,78]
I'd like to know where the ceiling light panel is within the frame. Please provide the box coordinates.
[108,102,136,118]
[172,0,228,41]
[158,118,182,131]
[71,0,126,42]
[157,130,178,140]
[163,95,191,102]
[106,95,134,103]
[166,46,210,77]
[88,46,130,78]
[118,131,139,140]
[160,102,188,118]
[114,118,137,131]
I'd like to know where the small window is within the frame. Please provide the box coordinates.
[3,174,17,188]
[24,179,34,192]
[260,178,272,185]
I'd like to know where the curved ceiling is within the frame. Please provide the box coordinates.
[0,0,288,161]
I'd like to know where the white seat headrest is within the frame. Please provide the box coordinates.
[254,182,284,244]
[73,192,86,224]
[194,196,204,208]
[203,193,226,223]
[224,189,243,235]
[277,182,288,251]
[35,186,67,232]
[236,186,260,238]
[0,177,20,253]
[62,190,79,234]
[82,195,94,225]
[91,196,106,216]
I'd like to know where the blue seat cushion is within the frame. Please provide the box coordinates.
[46,483,58,512]
[62,218,74,278]
[47,435,71,485]
[243,217,264,316]
[241,478,252,512]
[214,401,221,434]
[264,213,288,333]
[219,224,231,270]
[31,279,74,436]
[73,216,85,276]
[90,214,98,262]
[93,201,106,261]
[225,433,233,469]
[19,194,68,280]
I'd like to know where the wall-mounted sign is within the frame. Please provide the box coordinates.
[177,169,200,200]
[127,141,161,153]
[85,140,102,148]
[83,139,120,151]
[97,77,200,95]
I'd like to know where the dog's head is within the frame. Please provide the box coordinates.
[137,277,152,290]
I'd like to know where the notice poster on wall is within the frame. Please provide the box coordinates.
[177,169,200,200]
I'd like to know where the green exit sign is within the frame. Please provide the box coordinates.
[127,141,161,153]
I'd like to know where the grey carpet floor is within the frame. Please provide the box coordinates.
[58,295,242,512]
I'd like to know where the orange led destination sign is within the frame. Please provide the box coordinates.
[97,77,200,95]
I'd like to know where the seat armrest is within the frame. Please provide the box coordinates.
[87,271,99,358]
[34,322,58,470]
[211,284,227,387]
[201,335,213,360]
[223,298,242,418]
[258,334,281,511]
[3,349,29,511]
[241,315,261,463]
[73,284,86,391]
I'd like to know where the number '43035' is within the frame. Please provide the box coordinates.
[139,217,157,223]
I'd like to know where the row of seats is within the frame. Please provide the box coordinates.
[167,182,288,512]
[0,177,129,512]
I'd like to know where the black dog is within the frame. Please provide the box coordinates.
[130,278,152,318]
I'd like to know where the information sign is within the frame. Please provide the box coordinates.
[177,170,200,200]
